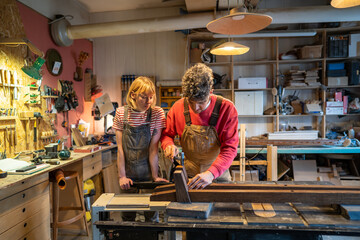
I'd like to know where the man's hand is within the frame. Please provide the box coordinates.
[164,145,179,161]
[188,171,214,189]
[119,177,133,190]
[153,177,169,183]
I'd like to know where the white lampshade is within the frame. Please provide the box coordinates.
[207,8,272,35]
[331,0,360,8]
[210,42,250,56]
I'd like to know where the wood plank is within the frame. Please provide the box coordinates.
[174,169,191,203]
[243,203,303,226]
[246,139,338,146]
[294,203,360,227]
[153,183,360,193]
[267,145,277,181]
[151,189,360,204]
[168,202,243,225]
[166,202,213,219]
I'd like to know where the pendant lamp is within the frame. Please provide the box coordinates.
[210,41,249,56]
[21,57,45,80]
[331,0,360,8]
[207,7,272,35]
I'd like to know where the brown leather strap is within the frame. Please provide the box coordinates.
[146,107,152,122]
[209,96,223,127]
[183,99,191,126]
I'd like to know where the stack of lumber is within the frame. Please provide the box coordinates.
[285,69,320,87]
[267,130,319,140]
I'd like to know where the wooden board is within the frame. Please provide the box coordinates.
[166,202,213,219]
[168,202,243,225]
[294,204,360,227]
[243,203,303,226]
[246,139,338,146]
[106,194,150,208]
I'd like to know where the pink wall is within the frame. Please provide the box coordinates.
[17,2,94,146]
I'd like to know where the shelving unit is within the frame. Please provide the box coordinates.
[159,85,182,110]
[188,27,360,138]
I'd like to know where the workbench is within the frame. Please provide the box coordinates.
[0,144,117,240]
[92,192,360,240]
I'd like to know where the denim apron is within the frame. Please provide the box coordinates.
[122,106,152,181]
[180,96,231,182]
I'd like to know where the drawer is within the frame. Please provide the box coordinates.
[16,220,50,240]
[0,173,48,201]
[0,191,49,234]
[83,152,102,169]
[83,159,102,180]
[0,180,49,217]
[0,198,50,240]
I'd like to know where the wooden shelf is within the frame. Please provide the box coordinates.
[161,96,181,99]
[19,117,38,120]
[1,84,23,88]
[42,95,59,99]
[326,85,360,89]
[238,115,274,118]
[279,114,323,117]
[279,58,323,64]
[234,60,276,65]
[0,116,16,120]
[326,113,360,116]
[284,86,320,90]
[41,135,58,139]
[213,89,233,92]
[235,88,272,91]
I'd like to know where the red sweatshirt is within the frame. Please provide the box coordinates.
[161,95,239,178]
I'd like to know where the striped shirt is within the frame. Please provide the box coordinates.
[113,106,166,135]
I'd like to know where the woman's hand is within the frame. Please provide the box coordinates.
[119,177,133,190]
[188,171,214,189]
[164,144,179,160]
[153,177,169,183]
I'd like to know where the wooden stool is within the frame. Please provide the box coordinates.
[50,170,89,240]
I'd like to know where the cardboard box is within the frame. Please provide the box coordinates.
[326,76,348,86]
[326,101,343,107]
[349,33,360,57]
[235,91,263,115]
[238,77,267,89]
[300,45,322,59]
[326,107,344,115]
[190,48,202,63]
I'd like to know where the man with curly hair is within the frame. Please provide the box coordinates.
[161,63,239,189]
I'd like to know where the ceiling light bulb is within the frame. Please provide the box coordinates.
[232,15,245,21]
[210,42,250,56]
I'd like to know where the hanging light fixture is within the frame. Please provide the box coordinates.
[331,0,360,8]
[207,7,273,35]
[210,41,249,56]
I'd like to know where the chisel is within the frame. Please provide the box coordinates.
[13,125,16,152]
[34,120,37,143]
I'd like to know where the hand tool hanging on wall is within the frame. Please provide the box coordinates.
[13,125,16,152]
[1,70,6,96]
[34,120,37,143]
[6,70,11,97]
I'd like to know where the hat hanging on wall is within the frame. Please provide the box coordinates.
[21,57,45,80]
[210,41,249,56]
[207,7,272,35]
[331,0,360,8]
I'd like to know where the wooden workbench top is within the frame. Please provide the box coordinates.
[0,144,117,191]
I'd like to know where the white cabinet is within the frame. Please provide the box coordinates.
[235,91,263,115]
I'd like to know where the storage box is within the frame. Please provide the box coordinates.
[327,62,345,70]
[349,33,360,57]
[326,76,348,86]
[235,91,263,115]
[326,101,343,107]
[326,107,344,115]
[300,45,322,59]
[190,48,202,63]
[238,77,267,89]
[328,35,349,58]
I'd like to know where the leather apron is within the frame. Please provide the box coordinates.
[122,106,152,181]
[180,96,231,182]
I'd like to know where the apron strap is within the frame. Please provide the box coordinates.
[183,99,192,126]
[209,96,223,127]
[124,105,129,124]
[146,107,152,122]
